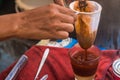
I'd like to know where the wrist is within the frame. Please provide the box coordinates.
[7,13,20,38]
[12,12,27,39]
[0,13,20,40]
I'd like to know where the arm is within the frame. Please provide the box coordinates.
[54,0,65,6]
[0,3,76,41]
[0,13,18,40]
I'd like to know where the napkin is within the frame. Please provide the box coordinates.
[0,46,74,80]
[95,50,120,80]
[0,46,120,80]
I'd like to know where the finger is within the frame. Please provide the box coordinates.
[55,31,69,39]
[57,13,75,24]
[54,0,65,6]
[55,23,74,32]
[56,5,77,20]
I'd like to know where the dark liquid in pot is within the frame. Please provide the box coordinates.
[70,51,99,76]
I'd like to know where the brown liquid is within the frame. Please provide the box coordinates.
[74,1,96,49]
[74,1,95,12]
[76,30,97,49]
[75,14,97,49]
[78,0,88,12]
[70,51,99,76]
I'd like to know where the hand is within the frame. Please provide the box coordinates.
[54,0,65,6]
[15,3,77,40]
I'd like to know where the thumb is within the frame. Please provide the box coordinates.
[53,0,65,6]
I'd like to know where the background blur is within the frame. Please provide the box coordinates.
[0,0,120,72]
[95,0,120,49]
[65,0,120,49]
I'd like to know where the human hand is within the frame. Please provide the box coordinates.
[15,3,76,40]
[54,0,65,6]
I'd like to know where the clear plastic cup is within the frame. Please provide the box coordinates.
[68,45,101,80]
[69,1,102,49]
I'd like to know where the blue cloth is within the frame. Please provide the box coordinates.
[64,38,78,48]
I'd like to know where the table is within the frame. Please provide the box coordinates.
[0,0,120,74]
[0,45,120,80]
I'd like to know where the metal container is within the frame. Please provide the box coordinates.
[112,59,120,78]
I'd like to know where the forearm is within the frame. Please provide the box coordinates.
[0,13,19,40]
[0,4,76,40]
